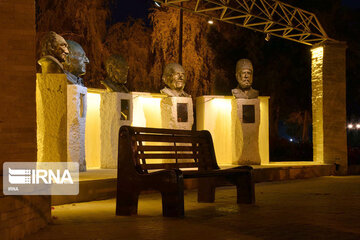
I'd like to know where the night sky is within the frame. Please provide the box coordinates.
[112,0,360,23]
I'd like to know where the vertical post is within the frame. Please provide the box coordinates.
[311,41,348,174]
[178,3,183,65]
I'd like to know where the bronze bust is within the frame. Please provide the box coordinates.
[38,31,69,74]
[101,55,129,93]
[232,59,259,99]
[160,63,190,97]
[63,40,89,86]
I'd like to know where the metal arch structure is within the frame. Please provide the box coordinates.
[154,0,337,46]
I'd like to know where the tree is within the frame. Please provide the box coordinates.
[36,0,110,87]
[150,7,216,97]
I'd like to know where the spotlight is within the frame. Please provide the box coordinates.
[208,19,214,25]
[348,124,354,129]
[154,1,161,7]
[356,124,360,129]
[265,33,271,41]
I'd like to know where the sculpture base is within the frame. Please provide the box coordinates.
[231,98,261,165]
[160,97,194,130]
[100,92,132,169]
[67,85,87,172]
[36,74,88,171]
[36,74,67,163]
[196,96,269,166]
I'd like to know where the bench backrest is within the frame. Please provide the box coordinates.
[118,126,220,174]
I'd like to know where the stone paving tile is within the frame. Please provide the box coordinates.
[28,176,360,240]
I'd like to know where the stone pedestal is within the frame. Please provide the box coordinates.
[67,85,87,171]
[196,96,269,166]
[36,74,67,163]
[36,74,89,171]
[160,97,194,130]
[231,98,261,165]
[100,92,132,169]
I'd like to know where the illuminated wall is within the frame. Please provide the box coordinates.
[85,91,101,168]
[311,46,324,164]
[311,42,348,174]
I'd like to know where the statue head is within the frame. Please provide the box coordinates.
[105,55,129,84]
[236,59,253,90]
[162,63,186,92]
[40,31,69,63]
[64,40,89,77]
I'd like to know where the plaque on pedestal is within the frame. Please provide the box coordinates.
[231,98,261,165]
[67,85,87,171]
[160,97,194,130]
[100,92,133,169]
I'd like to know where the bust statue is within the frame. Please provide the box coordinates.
[160,63,190,97]
[101,55,129,93]
[232,59,259,99]
[38,31,69,74]
[63,40,89,86]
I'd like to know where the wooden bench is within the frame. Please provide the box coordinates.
[116,126,255,217]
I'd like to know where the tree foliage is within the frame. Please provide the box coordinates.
[105,19,154,92]
[36,0,110,87]
[150,7,216,97]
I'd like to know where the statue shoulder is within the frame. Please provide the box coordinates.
[160,87,176,97]
[248,88,259,98]
[232,88,246,98]
[38,56,64,74]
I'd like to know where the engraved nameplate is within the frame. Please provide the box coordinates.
[177,103,188,122]
[243,105,255,123]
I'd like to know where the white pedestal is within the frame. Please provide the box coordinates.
[100,92,132,169]
[67,85,87,171]
[36,74,67,163]
[160,97,194,130]
[36,74,89,171]
[196,96,269,166]
[231,99,260,165]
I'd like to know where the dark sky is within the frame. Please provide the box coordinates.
[110,0,154,24]
[342,0,360,8]
[112,0,360,24]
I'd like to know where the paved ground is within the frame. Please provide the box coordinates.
[28,176,360,240]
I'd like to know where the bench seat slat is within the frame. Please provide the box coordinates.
[182,168,252,178]
[135,134,207,143]
[141,162,198,170]
[138,153,198,159]
[137,145,199,152]
[132,127,197,135]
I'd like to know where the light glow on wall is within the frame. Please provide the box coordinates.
[311,46,324,164]
[85,92,101,168]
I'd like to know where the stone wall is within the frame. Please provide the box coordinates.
[0,0,37,168]
[0,181,51,239]
[0,0,51,239]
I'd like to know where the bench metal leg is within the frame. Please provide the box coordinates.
[198,178,216,203]
[161,190,184,217]
[116,190,140,216]
[236,173,255,204]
